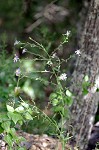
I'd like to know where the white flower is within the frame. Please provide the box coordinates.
[75,50,81,56]
[15,68,21,76]
[66,31,71,36]
[22,48,27,54]
[13,54,19,62]
[51,53,56,58]
[14,40,20,46]
[63,31,71,37]
[59,73,67,81]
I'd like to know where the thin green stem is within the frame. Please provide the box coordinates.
[35,106,61,134]
[29,37,50,57]
[17,77,20,87]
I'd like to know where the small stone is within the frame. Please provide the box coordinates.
[20,141,32,149]
[1,141,5,147]
[42,142,48,147]
[30,145,37,150]
[42,134,48,138]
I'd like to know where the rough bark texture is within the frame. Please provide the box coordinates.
[67,0,99,149]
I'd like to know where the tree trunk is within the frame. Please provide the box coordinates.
[67,0,99,149]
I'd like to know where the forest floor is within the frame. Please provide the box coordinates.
[0,130,75,150]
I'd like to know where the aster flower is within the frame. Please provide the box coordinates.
[63,31,71,37]
[15,68,21,76]
[75,50,81,56]
[14,40,20,46]
[13,54,19,63]
[51,53,56,58]
[66,30,71,37]
[59,73,67,81]
[22,48,27,54]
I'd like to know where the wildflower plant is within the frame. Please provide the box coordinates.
[13,32,74,149]
[0,31,83,150]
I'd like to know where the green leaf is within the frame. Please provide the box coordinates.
[18,120,23,126]
[54,106,63,112]
[4,134,13,147]
[13,113,23,124]
[18,148,25,150]
[1,121,11,133]
[82,81,90,89]
[83,88,88,95]
[61,108,65,116]
[0,124,4,133]
[49,93,57,100]
[0,113,9,122]
[84,75,89,82]
[6,105,14,112]
[7,112,13,119]
[64,97,73,107]
[27,108,33,115]
[7,112,23,124]
[63,109,70,118]
[52,99,59,106]
[61,108,70,117]
[66,90,72,97]
[25,112,33,120]
[57,95,62,101]
[9,128,17,138]
[96,88,99,92]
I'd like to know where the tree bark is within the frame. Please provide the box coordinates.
[67,0,99,149]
